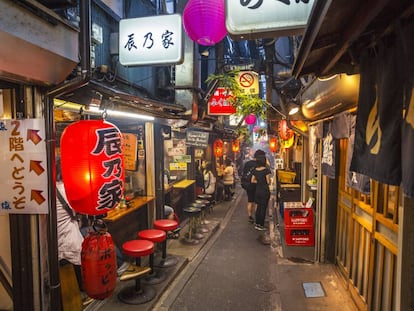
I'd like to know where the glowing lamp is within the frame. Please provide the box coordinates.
[60,120,124,215]
[278,119,294,141]
[183,0,227,46]
[213,139,224,157]
[232,140,240,153]
[269,137,278,153]
[245,114,257,125]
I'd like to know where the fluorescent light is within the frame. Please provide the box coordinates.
[88,106,155,121]
[288,106,299,115]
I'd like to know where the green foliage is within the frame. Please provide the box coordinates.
[205,70,266,120]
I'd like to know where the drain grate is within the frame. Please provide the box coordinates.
[302,282,325,298]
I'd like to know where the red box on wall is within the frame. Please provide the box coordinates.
[284,226,315,246]
[284,208,313,227]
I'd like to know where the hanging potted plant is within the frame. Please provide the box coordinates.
[205,70,266,121]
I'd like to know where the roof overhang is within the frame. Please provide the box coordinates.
[292,0,414,78]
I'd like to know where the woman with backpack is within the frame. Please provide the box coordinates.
[251,152,271,231]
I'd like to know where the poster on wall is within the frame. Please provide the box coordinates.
[0,119,48,214]
[122,133,138,171]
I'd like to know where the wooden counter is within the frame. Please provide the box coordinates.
[105,196,155,222]
[172,179,195,189]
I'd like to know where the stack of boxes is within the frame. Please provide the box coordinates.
[283,201,315,246]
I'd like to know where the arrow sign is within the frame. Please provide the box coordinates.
[27,129,42,145]
[31,190,46,205]
[30,160,45,176]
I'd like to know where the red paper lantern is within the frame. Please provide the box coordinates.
[81,223,117,300]
[213,139,224,157]
[245,114,257,125]
[232,140,240,153]
[278,119,294,141]
[269,137,278,153]
[183,0,227,46]
[60,120,124,215]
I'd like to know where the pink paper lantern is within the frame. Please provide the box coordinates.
[245,114,257,125]
[183,0,227,46]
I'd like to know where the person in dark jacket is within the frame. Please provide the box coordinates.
[251,153,271,231]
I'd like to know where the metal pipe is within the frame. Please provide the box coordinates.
[46,1,92,309]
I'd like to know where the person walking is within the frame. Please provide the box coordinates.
[251,154,271,231]
[222,158,234,201]
[241,149,266,223]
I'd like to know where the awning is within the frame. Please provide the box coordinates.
[56,79,188,120]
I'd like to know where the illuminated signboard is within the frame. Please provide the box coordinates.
[119,14,183,66]
[225,0,314,39]
[207,87,236,115]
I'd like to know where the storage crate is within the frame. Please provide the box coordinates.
[285,226,315,246]
[284,208,313,227]
[277,170,296,184]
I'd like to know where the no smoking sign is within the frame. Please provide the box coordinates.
[237,71,259,95]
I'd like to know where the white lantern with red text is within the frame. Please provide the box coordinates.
[60,120,124,215]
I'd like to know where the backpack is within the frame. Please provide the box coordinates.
[241,165,255,190]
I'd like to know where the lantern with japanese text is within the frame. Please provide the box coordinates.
[81,220,117,300]
[183,0,227,46]
[245,114,257,125]
[278,119,294,141]
[60,120,124,215]
[269,137,278,153]
[232,140,240,153]
[213,139,224,157]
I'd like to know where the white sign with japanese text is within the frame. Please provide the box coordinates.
[225,0,314,39]
[119,14,184,66]
[0,119,48,214]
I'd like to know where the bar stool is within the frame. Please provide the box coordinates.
[182,206,202,245]
[118,240,155,305]
[138,229,167,284]
[194,199,211,225]
[197,194,214,213]
[153,219,179,268]
[189,201,209,233]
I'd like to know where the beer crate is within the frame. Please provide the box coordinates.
[284,226,315,246]
[284,207,313,227]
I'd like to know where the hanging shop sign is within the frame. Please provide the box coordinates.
[225,0,314,39]
[208,87,236,115]
[237,71,259,95]
[186,130,209,148]
[119,14,183,66]
[0,119,48,214]
[60,120,124,216]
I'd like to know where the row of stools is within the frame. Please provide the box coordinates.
[182,194,214,245]
[118,219,179,305]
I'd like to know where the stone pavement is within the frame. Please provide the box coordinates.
[86,186,358,311]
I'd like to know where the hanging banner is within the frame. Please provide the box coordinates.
[0,119,48,214]
[321,121,335,179]
[350,46,402,185]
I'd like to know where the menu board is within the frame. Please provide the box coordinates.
[122,133,138,170]
[186,130,209,148]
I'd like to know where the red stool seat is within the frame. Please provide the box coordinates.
[154,219,179,232]
[138,229,166,243]
[122,240,154,258]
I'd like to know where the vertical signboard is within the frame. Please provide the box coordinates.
[0,119,48,214]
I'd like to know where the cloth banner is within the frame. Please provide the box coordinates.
[332,111,352,139]
[347,115,371,194]
[321,121,335,179]
[350,43,402,186]
[400,21,414,197]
